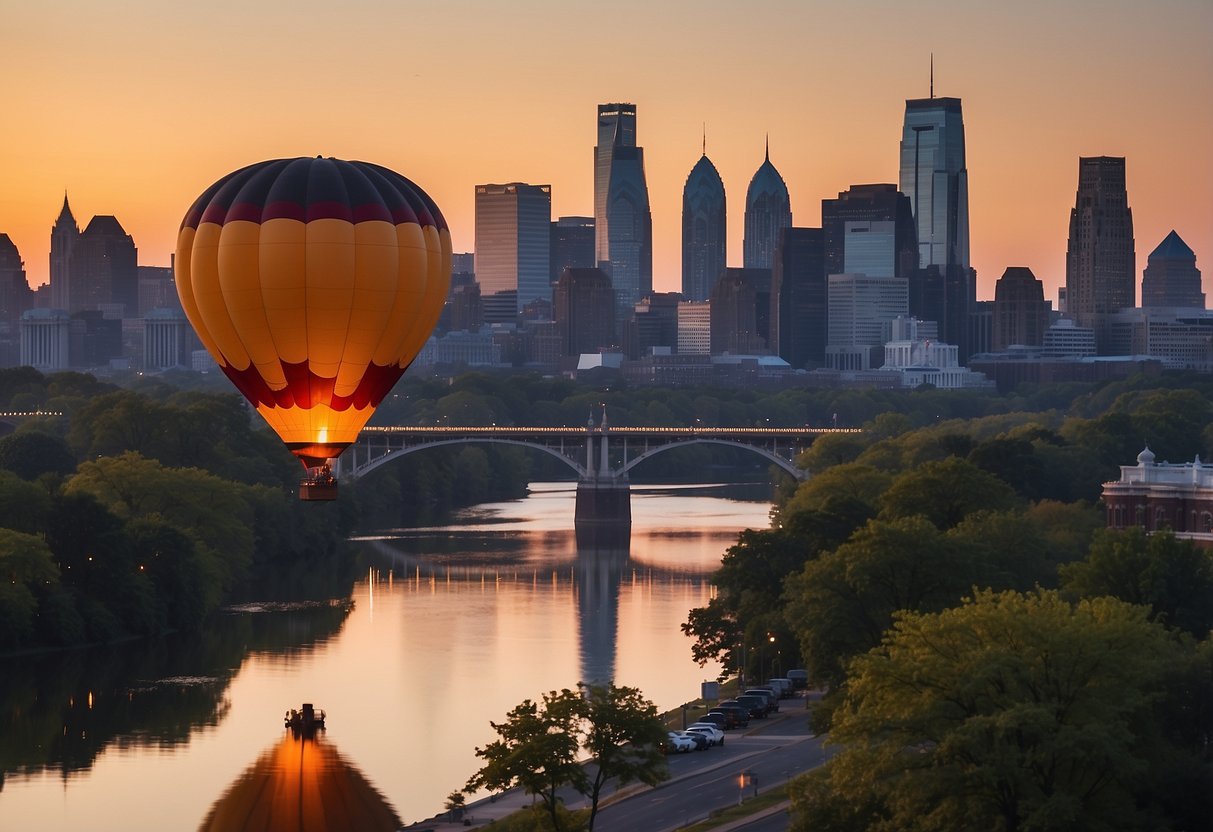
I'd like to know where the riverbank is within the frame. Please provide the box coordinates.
[406,686,819,831]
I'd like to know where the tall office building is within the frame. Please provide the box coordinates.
[553,267,616,357]
[1141,230,1202,309]
[821,184,917,280]
[70,215,138,315]
[0,234,31,366]
[1065,156,1135,352]
[771,227,826,369]
[711,268,768,355]
[826,274,909,370]
[49,193,79,312]
[624,292,680,358]
[682,149,726,301]
[677,301,711,355]
[550,217,595,284]
[594,103,653,323]
[992,267,1049,351]
[474,183,552,324]
[899,95,974,357]
[743,143,792,269]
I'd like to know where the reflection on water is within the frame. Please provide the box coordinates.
[199,729,401,832]
[0,483,769,830]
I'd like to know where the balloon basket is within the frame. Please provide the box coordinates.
[300,465,338,501]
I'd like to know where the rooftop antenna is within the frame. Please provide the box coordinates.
[930,53,934,98]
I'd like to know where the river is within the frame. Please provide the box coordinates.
[0,481,770,830]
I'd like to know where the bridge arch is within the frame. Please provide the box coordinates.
[617,438,806,481]
[348,438,589,480]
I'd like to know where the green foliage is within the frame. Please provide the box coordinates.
[466,688,588,832]
[791,589,1204,832]
[0,431,77,480]
[466,682,667,832]
[879,456,1019,529]
[0,529,59,647]
[1061,527,1213,637]
[784,517,969,687]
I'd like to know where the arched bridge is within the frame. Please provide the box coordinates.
[336,417,860,533]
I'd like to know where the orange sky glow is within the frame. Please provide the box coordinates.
[1,0,1210,305]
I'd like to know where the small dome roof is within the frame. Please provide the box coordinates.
[1137,446,1156,465]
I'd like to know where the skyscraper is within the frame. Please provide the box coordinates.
[474,182,552,324]
[550,216,595,284]
[992,267,1050,351]
[70,215,137,315]
[681,147,726,301]
[771,227,826,369]
[899,95,974,357]
[711,268,770,355]
[0,234,31,366]
[1141,230,1202,309]
[594,103,652,324]
[553,267,616,357]
[743,142,792,269]
[821,184,917,280]
[1065,156,1135,352]
[49,193,79,311]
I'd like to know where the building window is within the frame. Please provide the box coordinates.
[1155,507,1167,530]
[1204,512,1212,533]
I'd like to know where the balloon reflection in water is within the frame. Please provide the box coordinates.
[198,730,402,831]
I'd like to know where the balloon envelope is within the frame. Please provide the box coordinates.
[175,157,451,467]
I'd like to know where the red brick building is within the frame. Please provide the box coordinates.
[1102,447,1213,546]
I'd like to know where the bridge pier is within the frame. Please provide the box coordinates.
[574,408,631,547]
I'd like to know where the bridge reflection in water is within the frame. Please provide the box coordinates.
[340,415,856,533]
[198,730,402,832]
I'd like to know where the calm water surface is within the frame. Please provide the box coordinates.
[0,482,769,830]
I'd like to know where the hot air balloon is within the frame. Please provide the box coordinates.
[175,157,451,500]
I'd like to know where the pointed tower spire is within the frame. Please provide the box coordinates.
[57,191,75,223]
[764,134,769,163]
[702,123,706,157]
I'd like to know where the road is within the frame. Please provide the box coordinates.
[592,704,829,832]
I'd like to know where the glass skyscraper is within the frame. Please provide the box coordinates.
[681,151,726,302]
[743,144,792,269]
[474,182,552,324]
[594,103,652,326]
[898,95,974,358]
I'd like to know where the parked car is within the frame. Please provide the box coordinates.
[686,723,725,746]
[787,669,809,690]
[745,688,780,713]
[697,712,732,731]
[664,731,697,753]
[676,730,709,750]
[733,694,771,718]
[767,678,794,698]
[708,705,749,728]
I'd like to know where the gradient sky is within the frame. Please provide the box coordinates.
[1,0,1210,304]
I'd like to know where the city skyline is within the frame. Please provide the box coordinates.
[1,0,1210,305]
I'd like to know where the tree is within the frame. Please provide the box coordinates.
[879,456,1019,530]
[578,682,668,831]
[465,683,668,832]
[0,431,77,480]
[789,589,1202,832]
[1061,527,1213,638]
[465,688,587,832]
[784,516,972,688]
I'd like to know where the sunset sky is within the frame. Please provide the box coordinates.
[1,0,1210,304]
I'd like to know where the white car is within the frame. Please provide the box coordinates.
[665,731,697,753]
[685,723,725,747]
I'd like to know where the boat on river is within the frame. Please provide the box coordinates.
[285,703,326,734]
